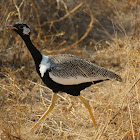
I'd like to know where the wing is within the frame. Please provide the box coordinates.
[48,54,122,85]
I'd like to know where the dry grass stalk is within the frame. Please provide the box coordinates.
[0,0,140,139]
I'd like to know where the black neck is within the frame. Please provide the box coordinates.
[21,35,42,66]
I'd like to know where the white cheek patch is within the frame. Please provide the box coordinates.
[23,26,30,35]
[39,55,50,77]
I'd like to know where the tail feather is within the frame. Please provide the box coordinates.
[114,73,122,82]
[98,67,122,82]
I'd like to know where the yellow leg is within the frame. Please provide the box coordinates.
[78,96,96,128]
[30,93,58,131]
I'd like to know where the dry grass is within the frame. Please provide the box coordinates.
[0,0,140,139]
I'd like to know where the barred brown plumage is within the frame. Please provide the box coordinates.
[5,22,122,131]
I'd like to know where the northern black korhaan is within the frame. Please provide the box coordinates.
[5,22,122,130]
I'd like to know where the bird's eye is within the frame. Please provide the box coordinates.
[18,25,24,29]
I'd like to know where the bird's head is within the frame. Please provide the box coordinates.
[5,22,30,36]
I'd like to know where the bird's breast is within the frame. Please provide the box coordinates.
[39,55,51,77]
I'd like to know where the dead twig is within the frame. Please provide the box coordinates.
[68,2,94,48]
[13,0,24,21]
[42,1,94,55]
[30,0,41,43]
[44,47,82,55]
[40,2,85,27]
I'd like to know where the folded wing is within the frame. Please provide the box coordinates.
[48,54,122,85]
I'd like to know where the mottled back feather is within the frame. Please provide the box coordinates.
[47,54,122,84]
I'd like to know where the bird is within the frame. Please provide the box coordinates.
[5,22,122,130]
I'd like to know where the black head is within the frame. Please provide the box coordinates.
[5,22,30,36]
